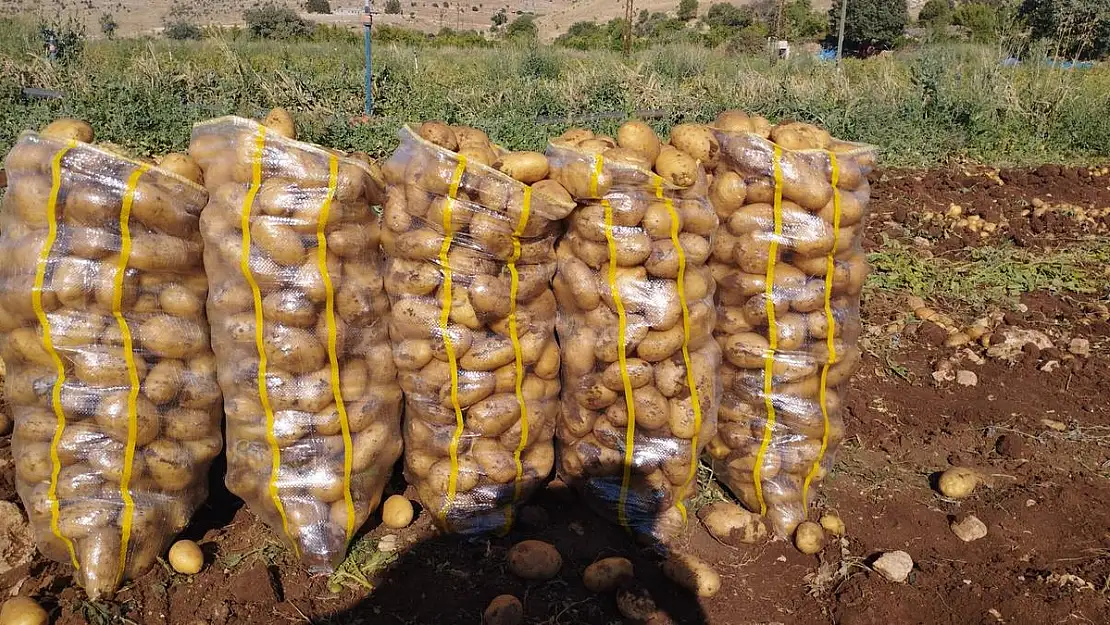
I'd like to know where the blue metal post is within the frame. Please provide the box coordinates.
[363,1,374,117]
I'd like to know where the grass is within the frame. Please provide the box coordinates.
[866,237,1110,314]
[2,19,1110,166]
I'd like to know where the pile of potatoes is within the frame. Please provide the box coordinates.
[548,122,722,542]
[703,111,877,536]
[189,112,401,570]
[381,122,571,533]
[0,120,221,598]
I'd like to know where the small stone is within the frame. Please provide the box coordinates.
[1039,360,1060,372]
[1041,419,1067,431]
[378,535,399,553]
[956,370,978,387]
[873,551,914,583]
[950,515,988,542]
[995,434,1025,459]
[1025,499,1037,507]
[1068,338,1090,357]
[986,328,1053,362]
[932,370,956,383]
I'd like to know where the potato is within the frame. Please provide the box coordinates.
[616,585,658,623]
[713,110,771,138]
[937,467,978,499]
[168,539,204,574]
[482,595,523,625]
[263,107,296,139]
[41,118,94,143]
[583,556,634,593]
[0,596,48,625]
[495,152,549,184]
[669,124,719,167]
[771,122,832,151]
[793,520,826,554]
[819,513,845,536]
[158,153,204,185]
[654,146,698,188]
[662,552,720,597]
[418,121,458,151]
[382,494,414,529]
[507,540,562,580]
[617,120,662,162]
[698,502,766,545]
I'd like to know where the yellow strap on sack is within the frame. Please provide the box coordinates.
[654,178,704,526]
[501,186,533,534]
[592,156,637,531]
[113,163,151,586]
[438,157,469,527]
[751,145,785,516]
[802,152,842,515]
[315,155,357,540]
[238,125,298,555]
[35,140,80,570]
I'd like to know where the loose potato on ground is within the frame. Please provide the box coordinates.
[507,540,562,580]
[794,521,826,555]
[583,556,635,593]
[168,539,204,574]
[483,595,523,625]
[381,495,414,529]
[698,502,767,545]
[937,467,978,499]
[662,552,720,597]
[0,596,49,625]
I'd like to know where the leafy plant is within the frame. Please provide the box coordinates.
[826,0,908,54]
[304,0,332,14]
[244,1,315,40]
[677,0,698,21]
[385,0,402,14]
[99,13,118,40]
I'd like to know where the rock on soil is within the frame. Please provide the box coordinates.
[0,500,35,574]
[956,370,978,386]
[873,551,914,583]
[1068,338,1091,358]
[950,515,989,542]
[986,328,1054,363]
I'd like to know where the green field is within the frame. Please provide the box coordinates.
[1,19,1109,167]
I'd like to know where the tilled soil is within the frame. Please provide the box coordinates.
[1,166,1108,625]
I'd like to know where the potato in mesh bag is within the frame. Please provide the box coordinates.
[189,111,398,571]
[382,122,572,534]
[1,119,220,598]
[548,122,722,543]
[704,112,876,537]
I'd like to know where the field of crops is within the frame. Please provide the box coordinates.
[0,16,1109,625]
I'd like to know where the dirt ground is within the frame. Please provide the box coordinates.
[1,165,1108,625]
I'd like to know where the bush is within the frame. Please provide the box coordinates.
[505,15,538,40]
[827,0,907,54]
[99,13,118,40]
[385,0,402,14]
[304,0,332,14]
[163,20,203,40]
[677,0,698,21]
[918,0,953,26]
[953,3,1000,44]
[244,1,315,40]
[1020,0,1110,59]
[783,0,825,41]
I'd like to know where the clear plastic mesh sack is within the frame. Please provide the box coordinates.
[547,129,722,543]
[1,130,220,598]
[189,116,400,571]
[705,117,877,537]
[381,124,572,534]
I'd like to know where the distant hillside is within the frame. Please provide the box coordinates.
[0,0,882,40]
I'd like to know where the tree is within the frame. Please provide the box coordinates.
[783,0,824,40]
[99,12,118,39]
[505,14,538,39]
[918,0,953,26]
[164,20,203,40]
[703,2,754,28]
[384,0,402,14]
[244,2,315,39]
[1019,0,1110,59]
[304,0,332,14]
[827,0,908,53]
[491,8,508,29]
[677,0,698,21]
[953,3,1000,43]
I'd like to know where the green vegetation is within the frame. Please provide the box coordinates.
[304,0,333,14]
[1,20,1109,167]
[827,0,909,53]
[244,2,315,40]
[1020,0,1110,59]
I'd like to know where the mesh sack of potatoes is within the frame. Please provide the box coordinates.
[380,122,573,534]
[704,111,877,536]
[547,122,722,542]
[0,120,220,598]
[188,111,399,571]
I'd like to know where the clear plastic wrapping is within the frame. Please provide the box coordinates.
[381,126,571,534]
[705,127,877,536]
[189,117,400,570]
[1,133,220,598]
[548,141,722,543]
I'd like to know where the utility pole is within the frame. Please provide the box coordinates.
[836,0,848,66]
[363,0,374,116]
[622,0,633,55]
[771,0,787,62]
